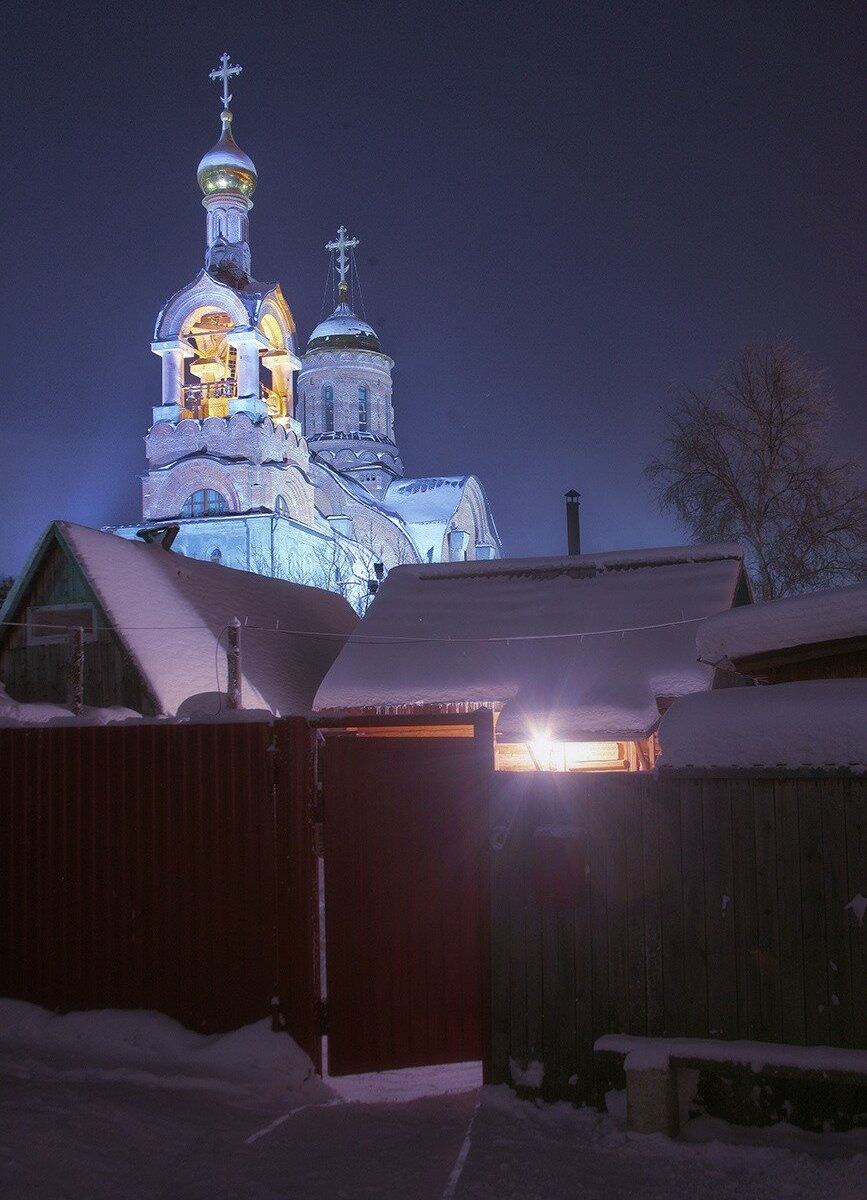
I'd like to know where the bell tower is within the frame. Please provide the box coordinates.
[298,227,404,498]
[141,55,311,528]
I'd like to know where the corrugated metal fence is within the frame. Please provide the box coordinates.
[0,718,318,1046]
[490,770,867,1104]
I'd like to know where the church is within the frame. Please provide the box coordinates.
[114,56,501,609]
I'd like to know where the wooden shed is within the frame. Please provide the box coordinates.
[696,581,867,684]
[314,543,752,771]
[0,521,357,718]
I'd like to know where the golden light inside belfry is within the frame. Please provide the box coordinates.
[189,356,226,383]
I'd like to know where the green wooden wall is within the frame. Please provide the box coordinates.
[490,770,867,1105]
[0,534,155,715]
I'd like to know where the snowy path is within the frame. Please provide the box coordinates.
[2,1002,866,1199]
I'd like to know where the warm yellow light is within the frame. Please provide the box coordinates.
[189,356,226,384]
[528,738,563,771]
[526,738,623,771]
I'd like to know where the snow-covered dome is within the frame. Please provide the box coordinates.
[197,111,257,199]
[307,301,382,353]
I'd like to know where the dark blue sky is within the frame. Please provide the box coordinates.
[2,0,864,573]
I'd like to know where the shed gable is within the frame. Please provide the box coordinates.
[0,530,155,714]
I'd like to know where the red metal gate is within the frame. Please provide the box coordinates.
[320,717,492,1076]
[0,717,321,1066]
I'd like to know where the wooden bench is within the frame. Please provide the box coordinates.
[594,1034,867,1136]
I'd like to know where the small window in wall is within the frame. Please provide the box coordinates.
[27,604,96,645]
[209,547,223,563]
[275,494,290,517]
[358,385,368,432]
[323,385,334,432]
[181,489,230,518]
[495,741,629,773]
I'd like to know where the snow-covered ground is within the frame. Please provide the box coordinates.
[2,1001,866,1199]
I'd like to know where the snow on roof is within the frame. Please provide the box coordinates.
[696,581,867,668]
[30,523,357,718]
[657,679,867,769]
[381,476,498,563]
[313,544,746,741]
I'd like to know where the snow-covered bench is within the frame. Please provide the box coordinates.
[594,1034,867,1136]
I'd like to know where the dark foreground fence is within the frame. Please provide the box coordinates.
[0,719,318,1054]
[490,770,867,1104]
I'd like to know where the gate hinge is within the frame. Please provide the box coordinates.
[316,998,329,1036]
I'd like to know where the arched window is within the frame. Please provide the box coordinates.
[209,547,223,563]
[275,494,290,517]
[323,385,334,432]
[358,385,368,432]
[181,489,230,518]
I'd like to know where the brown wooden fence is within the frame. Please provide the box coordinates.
[489,770,867,1104]
[0,718,319,1059]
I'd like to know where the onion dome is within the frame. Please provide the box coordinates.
[307,296,382,353]
[197,110,257,199]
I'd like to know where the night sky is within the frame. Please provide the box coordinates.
[2,0,864,574]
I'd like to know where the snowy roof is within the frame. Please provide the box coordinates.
[311,469,500,566]
[154,269,282,336]
[313,544,748,740]
[2,523,357,719]
[657,679,867,769]
[696,581,867,668]
[307,302,382,353]
[382,476,500,563]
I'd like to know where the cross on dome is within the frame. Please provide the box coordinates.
[209,52,242,112]
[326,226,360,294]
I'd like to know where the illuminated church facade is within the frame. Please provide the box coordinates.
[115,55,500,609]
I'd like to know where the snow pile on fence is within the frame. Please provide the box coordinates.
[696,581,867,668]
[658,679,867,769]
[0,683,139,728]
[315,544,746,741]
[0,999,323,1104]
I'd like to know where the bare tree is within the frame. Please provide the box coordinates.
[646,342,867,600]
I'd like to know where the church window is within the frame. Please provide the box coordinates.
[275,494,290,517]
[323,385,334,432]
[209,547,223,563]
[358,385,368,432]
[181,489,230,518]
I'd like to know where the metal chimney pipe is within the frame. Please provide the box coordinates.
[565,489,581,556]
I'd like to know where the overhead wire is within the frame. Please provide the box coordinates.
[0,614,706,645]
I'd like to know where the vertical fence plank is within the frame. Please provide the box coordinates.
[730,777,761,1038]
[541,898,577,1102]
[798,780,831,1045]
[625,777,648,1035]
[702,779,738,1038]
[658,772,686,1036]
[506,779,530,1081]
[821,778,855,1049]
[774,777,806,1046]
[754,778,783,1042]
[605,776,630,1037]
[587,779,612,1098]
[573,801,595,1101]
[522,779,545,1072]
[641,775,665,1036]
[679,776,708,1036]
[844,778,867,1049]
[488,808,512,1085]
